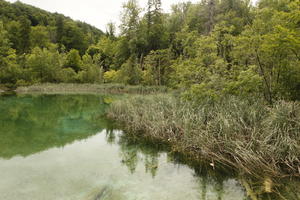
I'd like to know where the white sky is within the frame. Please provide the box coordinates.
[6,0,201,31]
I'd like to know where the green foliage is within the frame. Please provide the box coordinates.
[226,65,263,96]
[57,68,77,83]
[0,21,21,84]
[118,57,142,85]
[64,49,82,72]
[0,0,103,55]
[60,22,88,55]
[19,16,31,53]
[26,47,62,83]
[6,20,22,51]
[104,70,119,83]
[77,54,103,83]
[232,0,300,102]
[30,25,50,49]
[87,37,118,70]
[143,49,172,86]
[170,59,207,88]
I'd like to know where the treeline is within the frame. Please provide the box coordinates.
[104,0,299,103]
[0,0,299,102]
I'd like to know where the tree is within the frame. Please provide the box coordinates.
[30,25,50,49]
[77,54,103,83]
[105,22,116,39]
[120,0,141,36]
[88,37,117,71]
[6,20,22,52]
[19,16,31,53]
[60,22,88,55]
[118,56,142,85]
[0,21,21,84]
[26,47,62,83]
[234,1,300,102]
[120,0,141,57]
[55,15,64,44]
[146,0,168,51]
[143,49,172,86]
[64,49,82,73]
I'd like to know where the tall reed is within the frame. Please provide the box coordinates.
[16,83,168,94]
[108,94,300,177]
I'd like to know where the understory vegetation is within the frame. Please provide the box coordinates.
[108,94,300,177]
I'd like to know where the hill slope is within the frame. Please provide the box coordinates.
[0,0,103,54]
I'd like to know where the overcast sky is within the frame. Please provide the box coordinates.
[7,0,201,31]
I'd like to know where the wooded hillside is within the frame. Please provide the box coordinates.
[0,0,299,103]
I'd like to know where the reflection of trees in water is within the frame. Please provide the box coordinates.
[107,132,165,176]
[0,94,110,159]
[105,129,116,145]
[120,147,138,174]
[119,134,160,176]
[144,154,159,177]
[106,131,300,200]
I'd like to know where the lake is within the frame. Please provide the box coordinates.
[0,94,299,200]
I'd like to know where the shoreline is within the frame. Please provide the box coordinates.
[14,83,168,95]
[6,84,300,177]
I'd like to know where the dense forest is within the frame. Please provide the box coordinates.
[0,0,299,103]
[0,0,104,85]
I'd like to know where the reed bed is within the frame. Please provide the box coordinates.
[15,83,168,94]
[108,94,300,177]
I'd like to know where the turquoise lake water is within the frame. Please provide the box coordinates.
[0,94,299,200]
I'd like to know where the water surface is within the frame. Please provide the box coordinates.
[0,94,299,200]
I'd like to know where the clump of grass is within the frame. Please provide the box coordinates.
[15,83,168,94]
[107,94,300,177]
[0,85,8,93]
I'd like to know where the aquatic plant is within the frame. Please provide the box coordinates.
[108,94,300,177]
[15,83,168,94]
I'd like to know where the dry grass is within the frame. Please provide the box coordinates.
[15,83,168,94]
[108,94,300,177]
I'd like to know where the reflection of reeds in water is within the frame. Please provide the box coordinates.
[86,186,113,200]
[93,186,111,200]
[240,176,300,200]
[86,184,130,200]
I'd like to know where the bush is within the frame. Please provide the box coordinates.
[26,47,62,83]
[104,70,119,83]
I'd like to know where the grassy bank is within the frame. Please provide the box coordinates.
[107,94,300,177]
[15,83,168,94]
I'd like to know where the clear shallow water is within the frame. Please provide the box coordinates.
[0,94,299,200]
